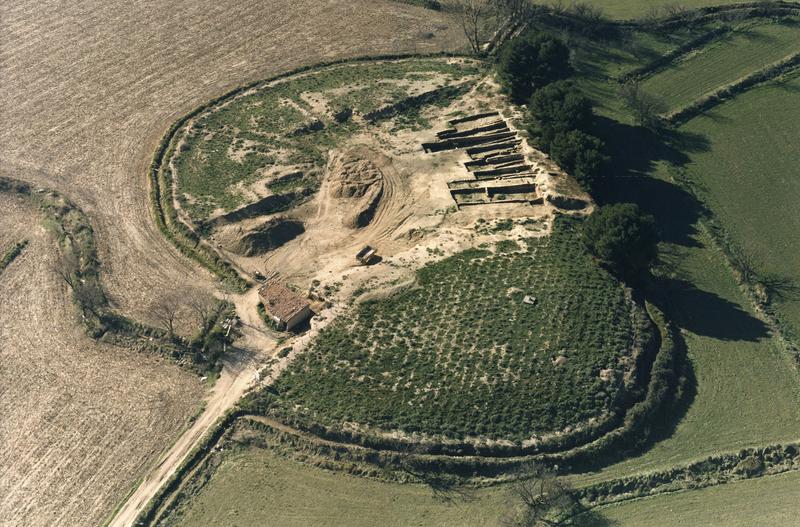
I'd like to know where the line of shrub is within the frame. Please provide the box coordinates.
[667,52,800,125]
[0,239,28,273]
[148,53,471,293]
[239,301,684,477]
[618,25,733,83]
[638,2,800,29]
[0,176,232,373]
[132,409,246,527]
[578,442,800,508]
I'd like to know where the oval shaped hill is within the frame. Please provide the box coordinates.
[268,218,654,448]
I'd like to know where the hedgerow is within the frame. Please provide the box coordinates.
[0,239,28,273]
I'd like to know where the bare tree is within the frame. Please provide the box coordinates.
[619,83,668,131]
[503,463,577,527]
[149,291,183,339]
[187,289,220,334]
[74,280,106,318]
[498,0,531,20]
[51,246,79,289]
[443,0,495,55]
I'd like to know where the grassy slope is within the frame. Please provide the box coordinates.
[535,0,753,20]
[680,74,800,333]
[642,21,800,110]
[168,447,509,527]
[599,470,800,526]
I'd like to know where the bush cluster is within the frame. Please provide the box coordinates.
[0,239,28,272]
[266,218,652,449]
[582,203,659,281]
[496,32,571,103]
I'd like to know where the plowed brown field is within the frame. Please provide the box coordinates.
[0,193,204,526]
[0,0,463,524]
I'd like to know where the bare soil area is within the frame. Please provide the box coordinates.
[0,0,464,325]
[0,194,204,527]
[0,1,463,524]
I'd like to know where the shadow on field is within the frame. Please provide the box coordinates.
[653,276,769,342]
[571,506,620,527]
[593,117,709,248]
[591,117,769,342]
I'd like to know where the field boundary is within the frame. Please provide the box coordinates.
[132,409,245,527]
[623,1,800,26]
[575,441,800,511]
[666,51,800,125]
[0,239,28,274]
[147,52,473,293]
[0,176,232,373]
[617,25,734,83]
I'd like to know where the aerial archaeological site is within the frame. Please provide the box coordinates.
[2,1,800,526]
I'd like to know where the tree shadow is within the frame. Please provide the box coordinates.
[401,467,477,504]
[588,117,714,249]
[651,276,769,342]
[568,505,620,526]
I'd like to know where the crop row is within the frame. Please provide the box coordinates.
[272,219,653,443]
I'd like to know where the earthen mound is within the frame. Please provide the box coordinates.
[327,146,386,228]
[219,217,305,256]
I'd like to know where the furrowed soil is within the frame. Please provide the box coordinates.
[0,193,204,527]
[0,0,464,524]
[0,0,463,327]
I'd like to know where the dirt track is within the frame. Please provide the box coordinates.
[1,1,463,524]
[0,194,204,527]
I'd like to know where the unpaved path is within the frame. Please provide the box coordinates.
[1,1,463,524]
[108,320,276,527]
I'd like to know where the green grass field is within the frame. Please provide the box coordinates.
[598,470,800,526]
[563,18,800,482]
[679,74,800,335]
[533,0,759,20]
[641,21,800,111]
[270,219,652,443]
[172,59,479,221]
[574,222,800,485]
[164,446,510,527]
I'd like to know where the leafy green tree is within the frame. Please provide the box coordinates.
[549,130,607,190]
[583,203,659,280]
[527,81,593,149]
[497,32,571,103]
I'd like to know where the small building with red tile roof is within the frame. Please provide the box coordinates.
[258,281,312,331]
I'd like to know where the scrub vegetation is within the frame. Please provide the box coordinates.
[267,219,653,443]
[172,59,481,222]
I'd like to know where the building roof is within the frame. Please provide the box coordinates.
[258,281,310,322]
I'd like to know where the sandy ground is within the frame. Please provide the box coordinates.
[0,1,464,525]
[0,194,205,527]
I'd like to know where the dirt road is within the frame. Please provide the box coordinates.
[108,320,275,527]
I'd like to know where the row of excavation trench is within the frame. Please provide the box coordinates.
[423,111,544,208]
